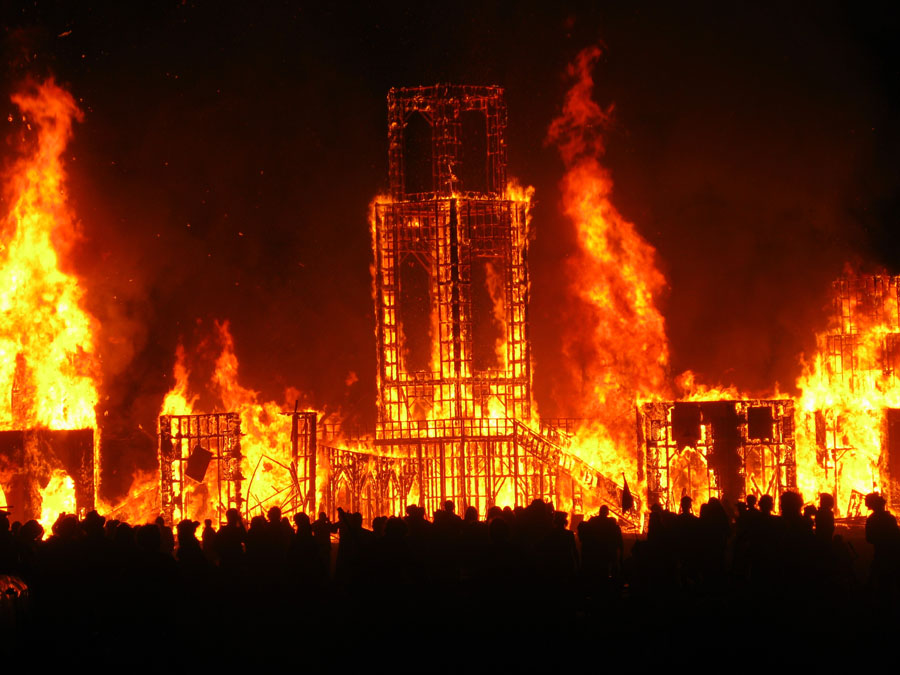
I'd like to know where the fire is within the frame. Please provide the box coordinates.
[85,58,900,524]
[371,181,535,428]
[160,344,197,417]
[673,370,743,402]
[0,79,99,531]
[38,469,75,529]
[794,273,900,514]
[546,47,670,488]
[159,321,326,523]
[106,469,160,524]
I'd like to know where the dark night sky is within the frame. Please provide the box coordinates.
[1,2,898,497]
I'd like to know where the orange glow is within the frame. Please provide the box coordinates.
[371,183,534,429]
[106,470,160,524]
[673,370,743,402]
[37,63,893,525]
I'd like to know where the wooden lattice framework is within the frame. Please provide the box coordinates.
[809,274,900,513]
[159,413,243,525]
[0,428,94,523]
[243,410,318,522]
[321,85,635,521]
[639,400,797,510]
[322,417,640,525]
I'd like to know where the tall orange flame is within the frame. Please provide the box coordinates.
[0,79,99,530]
[547,47,670,484]
[1,80,98,430]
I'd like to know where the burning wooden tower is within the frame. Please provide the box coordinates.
[319,86,633,522]
[368,85,539,515]
[374,86,531,431]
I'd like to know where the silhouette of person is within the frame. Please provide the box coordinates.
[0,510,14,574]
[214,507,246,574]
[175,519,207,577]
[155,516,175,555]
[746,494,758,512]
[537,510,578,585]
[586,504,623,582]
[266,506,293,570]
[312,512,335,575]
[201,518,218,563]
[865,492,900,595]
[815,493,835,543]
[675,495,700,582]
[289,511,324,584]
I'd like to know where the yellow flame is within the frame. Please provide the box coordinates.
[0,79,99,525]
[38,469,75,531]
[157,321,331,523]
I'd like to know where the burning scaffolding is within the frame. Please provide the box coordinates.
[155,327,322,526]
[153,86,642,526]
[375,85,531,425]
[796,273,900,515]
[148,81,900,528]
[319,84,637,522]
[6,64,894,531]
[158,413,243,525]
[639,399,797,510]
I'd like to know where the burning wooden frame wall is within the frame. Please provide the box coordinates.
[322,417,637,524]
[375,85,531,426]
[371,87,530,513]
[801,274,900,515]
[0,429,94,523]
[158,413,244,524]
[639,400,797,510]
[158,410,317,525]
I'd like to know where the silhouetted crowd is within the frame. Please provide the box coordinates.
[3,491,900,663]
